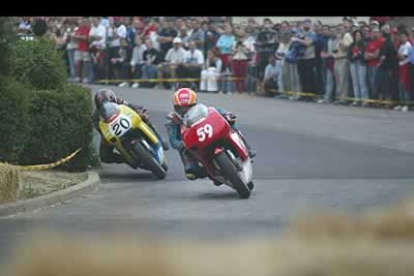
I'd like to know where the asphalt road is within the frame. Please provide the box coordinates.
[2,85,414,260]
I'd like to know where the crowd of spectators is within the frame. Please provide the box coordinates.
[15,16,414,111]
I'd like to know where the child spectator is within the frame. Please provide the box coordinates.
[395,30,412,111]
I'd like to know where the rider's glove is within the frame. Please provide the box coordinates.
[225,113,236,125]
[137,108,149,121]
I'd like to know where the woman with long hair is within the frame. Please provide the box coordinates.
[348,29,368,106]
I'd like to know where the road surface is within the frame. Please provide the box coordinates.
[1,85,414,260]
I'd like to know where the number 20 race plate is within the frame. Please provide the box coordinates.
[109,115,132,137]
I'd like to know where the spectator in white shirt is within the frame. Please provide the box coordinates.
[178,27,190,50]
[130,35,147,88]
[177,41,205,89]
[263,55,282,96]
[156,37,186,90]
[275,31,291,94]
[99,17,110,29]
[18,17,32,34]
[89,17,106,82]
[109,17,127,48]
[200,48,223,92]
[395,30,412,111]
[108,17,127,79]
[89,17,106,50]
[185,18,193,37]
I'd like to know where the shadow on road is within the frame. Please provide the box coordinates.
[196,190,241,200]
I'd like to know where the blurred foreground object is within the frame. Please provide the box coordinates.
[0,164,19,204]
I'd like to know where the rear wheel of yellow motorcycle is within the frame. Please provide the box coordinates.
[132,142,167,180]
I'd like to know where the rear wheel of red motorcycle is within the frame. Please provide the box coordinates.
[132,142,166,180]
[215,152,251,199]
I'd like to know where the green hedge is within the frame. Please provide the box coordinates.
[10,38,67,90]
[0,32,94,171]
[0,17,17,78]
[0,78,32,163]
[20,84,93,171]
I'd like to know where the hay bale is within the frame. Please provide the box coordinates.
[0,163,19,204]
[4,232,414,276]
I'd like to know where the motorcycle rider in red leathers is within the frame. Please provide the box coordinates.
[165,88,256,183]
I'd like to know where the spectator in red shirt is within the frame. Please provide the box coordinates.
[364,27,383,100]
[133,18,145,36]
[143,18,158,38]
[74,17,91,83]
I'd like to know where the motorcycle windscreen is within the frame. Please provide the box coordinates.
[183,104,209,127]
[99,102,121,123]
[182,106,231,151]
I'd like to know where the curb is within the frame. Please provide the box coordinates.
[0,170,101,217]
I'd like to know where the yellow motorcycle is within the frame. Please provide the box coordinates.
[98,102,167,179]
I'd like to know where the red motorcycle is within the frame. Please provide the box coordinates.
[180,104,254,199]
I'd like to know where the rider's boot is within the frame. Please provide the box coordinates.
[238,131,256,159]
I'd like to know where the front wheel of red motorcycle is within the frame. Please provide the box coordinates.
[215,152,251,199]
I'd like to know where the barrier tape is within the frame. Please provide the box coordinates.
[95,77,414,106]
[269,90,413,105]
[95,76,244,84]
[1,148,82,171]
